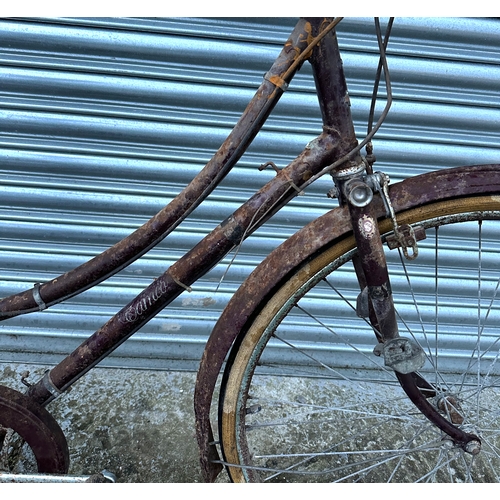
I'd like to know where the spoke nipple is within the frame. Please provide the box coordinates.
[441,437,454,449]
[246,404,262,415]
[465,440,481,456]
[327,187,339,199]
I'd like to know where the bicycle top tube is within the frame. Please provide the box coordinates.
[0,18,322,321]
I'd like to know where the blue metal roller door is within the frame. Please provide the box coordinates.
[0,17,498,370]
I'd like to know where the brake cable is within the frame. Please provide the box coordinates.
[300,17,395,188]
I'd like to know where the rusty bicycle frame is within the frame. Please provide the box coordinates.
[0,17,492,482]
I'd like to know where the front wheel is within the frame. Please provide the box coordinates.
[219,192,500,482]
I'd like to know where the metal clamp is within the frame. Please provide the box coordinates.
[41,370,63,398]
[32,283,47,311]
[381,337,426,374]
[263,71,289,91]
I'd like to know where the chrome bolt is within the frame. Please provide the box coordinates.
[246,404,262,415]
[327,187,339,199]
[465,440,481,456]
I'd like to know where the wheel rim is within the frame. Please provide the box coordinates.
[0,385,69,474]
[220,196,500,482]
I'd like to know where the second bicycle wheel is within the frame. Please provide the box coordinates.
[219,194,500,482]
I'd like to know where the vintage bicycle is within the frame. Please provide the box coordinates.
[0,17,500,483]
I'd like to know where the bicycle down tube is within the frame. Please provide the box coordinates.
[24,18,354,406]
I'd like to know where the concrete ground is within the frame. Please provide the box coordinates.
[0,362,496,483]
[0,363,222,483]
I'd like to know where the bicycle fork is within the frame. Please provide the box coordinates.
[331,164,482,455]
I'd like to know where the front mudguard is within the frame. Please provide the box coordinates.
[193,164,500,482]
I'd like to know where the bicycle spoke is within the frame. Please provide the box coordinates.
[221,209,500,482]
[395,245,449,390]
[475,220,483,425]
[293,303,394,375]
[434,227,440,388]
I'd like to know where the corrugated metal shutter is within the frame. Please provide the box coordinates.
[0,17,499,370]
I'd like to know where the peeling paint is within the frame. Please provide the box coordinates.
[159,323,182,332]
[181,297,216,308]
